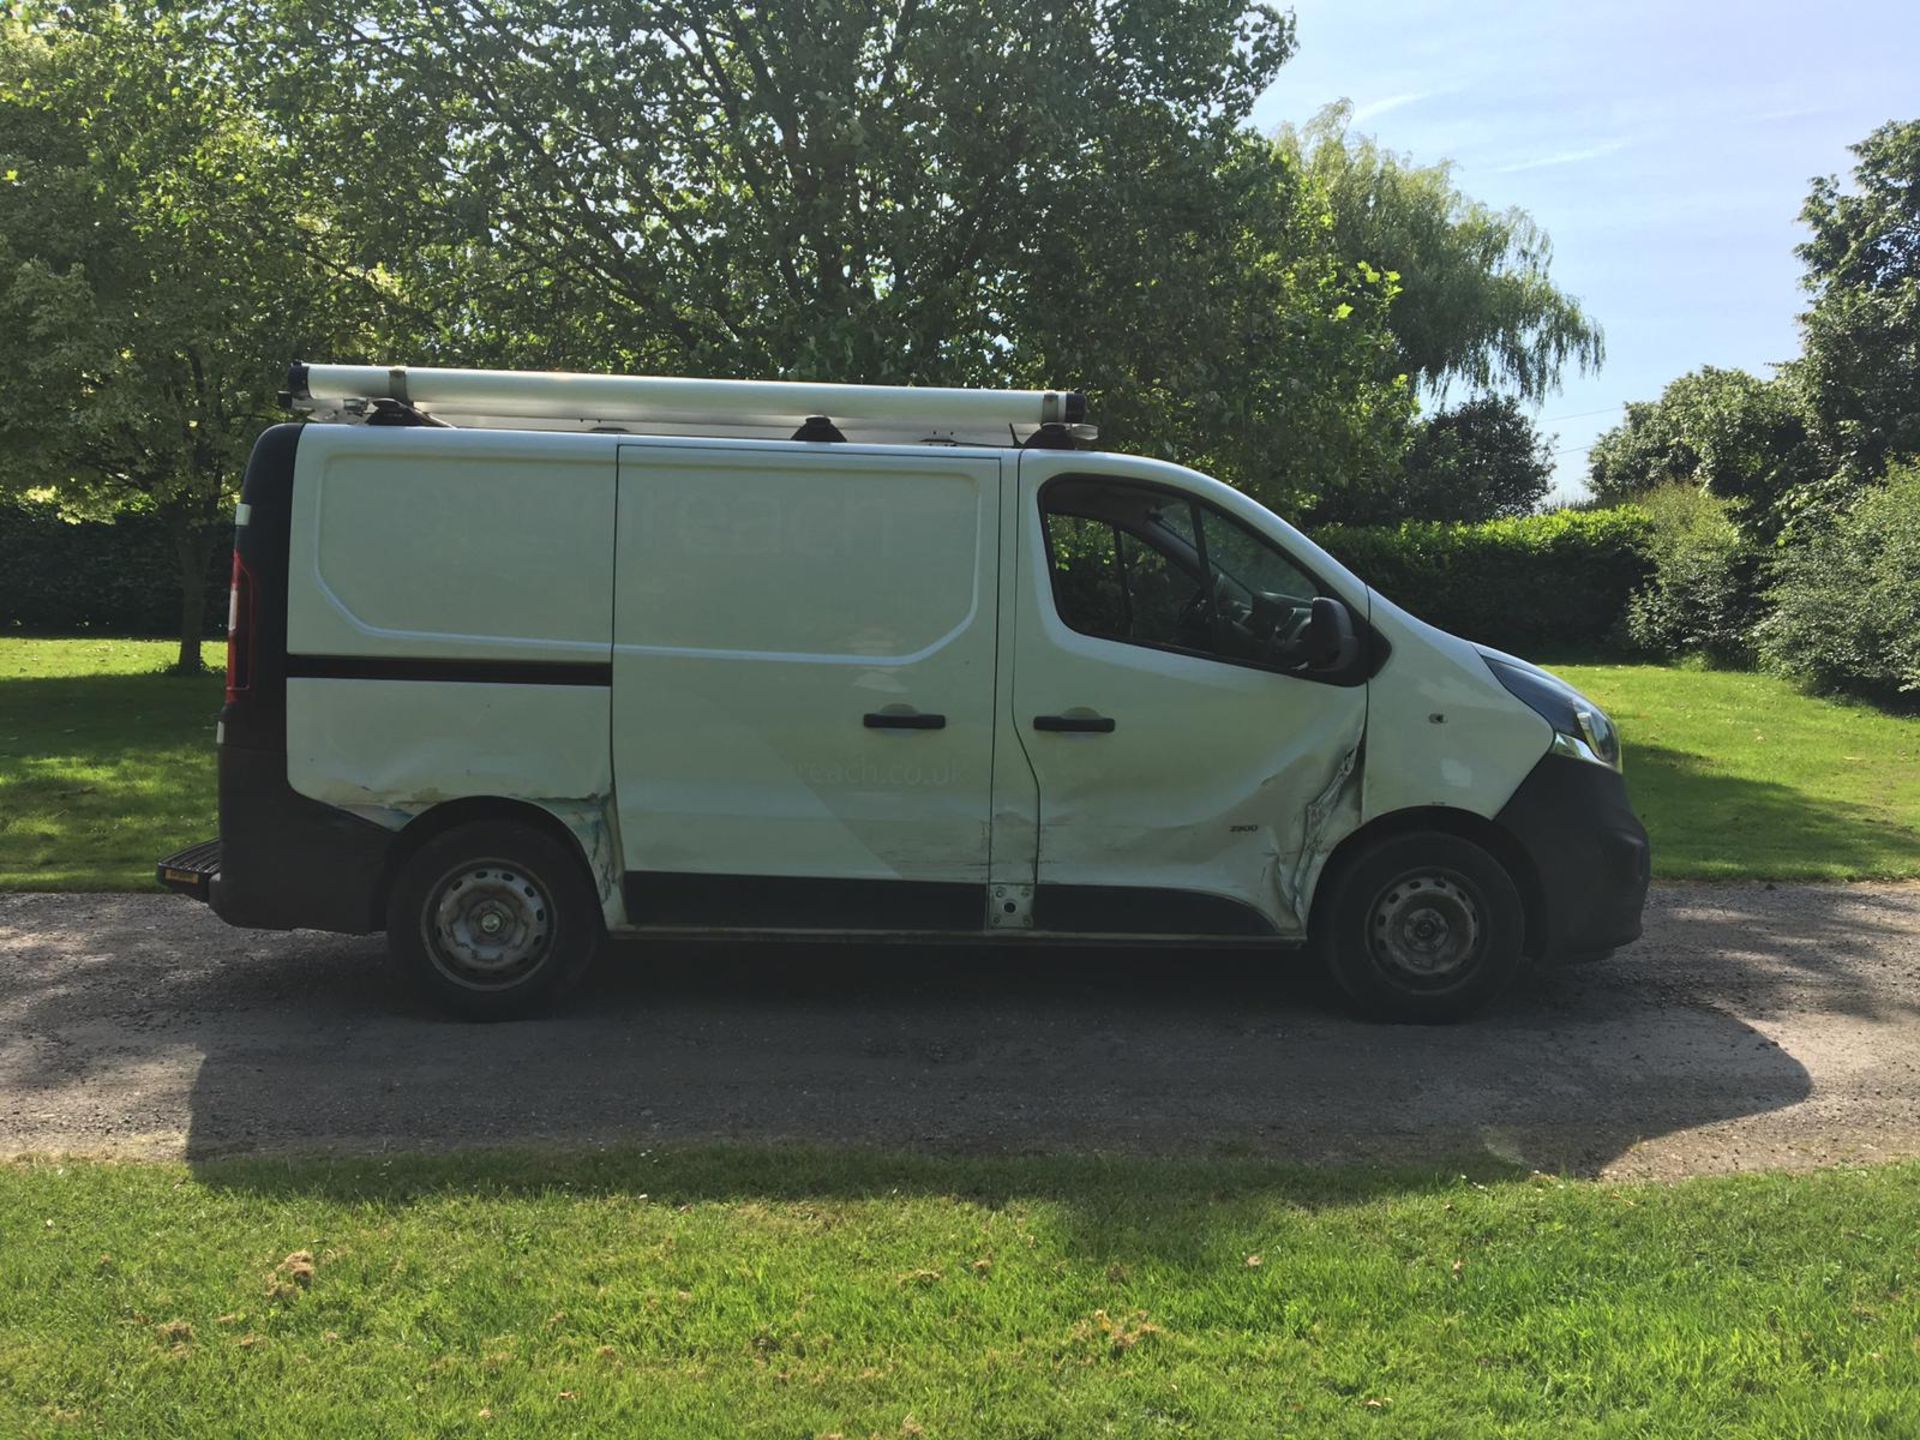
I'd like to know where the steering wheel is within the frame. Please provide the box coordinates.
[1176,586,1214,646]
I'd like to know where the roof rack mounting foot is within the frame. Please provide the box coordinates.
[1021,421,1088,451]
[791,415,847,443]
[364,397,452,428]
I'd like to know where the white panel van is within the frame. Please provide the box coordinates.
[158,365,1650,1022]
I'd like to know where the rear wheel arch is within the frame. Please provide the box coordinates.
[1310,805,1546,960]
[378,797,599,920]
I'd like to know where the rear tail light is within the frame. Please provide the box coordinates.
[225,549,256,703]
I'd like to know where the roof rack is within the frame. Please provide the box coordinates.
[283,363,1094,448]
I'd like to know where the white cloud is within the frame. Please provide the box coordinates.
[1350,89,1438,125]
[1490,139,1631,174]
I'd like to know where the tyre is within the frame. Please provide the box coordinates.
[386,820,603,1020]
[1314,830,1525,1023]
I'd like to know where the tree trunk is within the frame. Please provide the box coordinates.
[170,516,219,675]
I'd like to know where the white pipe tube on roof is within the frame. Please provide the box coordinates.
[291,363,1085,429]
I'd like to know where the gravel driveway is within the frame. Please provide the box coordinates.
[3,884,1918,1178]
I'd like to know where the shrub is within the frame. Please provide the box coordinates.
[1312,506,1654,654]
[0,495,228,636]
[1621,485,1763,664]
[1755,461,1920,702]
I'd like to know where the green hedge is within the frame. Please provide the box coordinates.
[5,493,1655,658]
[1313,507,1654,654]
[0,496,229,637]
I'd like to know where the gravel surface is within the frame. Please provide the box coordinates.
[3,884,1918,1178]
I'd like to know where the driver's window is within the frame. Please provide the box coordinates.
[1041,477,1324,671]
[1195,507,1316,608]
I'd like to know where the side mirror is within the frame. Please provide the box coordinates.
[1305,596,1362,672]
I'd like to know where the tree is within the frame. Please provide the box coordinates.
[1400,395,1553,521]
[232,0,1414,513]
[1278,103,1605,401]
[1791,119,1920,488]
[1311,393,1551,524]
[0,5,376,670]
[1586,366,1818,539]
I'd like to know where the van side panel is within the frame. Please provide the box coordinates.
[611,442,1000,916]
[285,426,615,663]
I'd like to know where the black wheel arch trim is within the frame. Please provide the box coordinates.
[379,797,608,926]
[1311,805,1550,963]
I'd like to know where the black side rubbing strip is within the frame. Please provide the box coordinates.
[1033,885,1279,937]
[285,654,613,687]
[625,873,983,931]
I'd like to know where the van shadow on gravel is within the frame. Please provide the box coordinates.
[3,888,1861,1182]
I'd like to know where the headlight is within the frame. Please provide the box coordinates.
[1484,657,1622,771]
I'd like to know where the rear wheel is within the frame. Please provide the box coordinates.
[386,820,602,1020]
[1316,830,1525,1023]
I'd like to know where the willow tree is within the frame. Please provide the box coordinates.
[1280,102,1605,401]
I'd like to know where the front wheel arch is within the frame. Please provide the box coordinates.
[1309,805,1545,962]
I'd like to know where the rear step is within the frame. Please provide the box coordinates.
[156,838,222,902]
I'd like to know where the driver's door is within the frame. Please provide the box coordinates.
[1006,453,1369,937]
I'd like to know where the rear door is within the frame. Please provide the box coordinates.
[611,441,1002,930]
[1007,451,1369,937]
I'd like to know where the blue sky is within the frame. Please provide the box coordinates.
[1249,0,1920,500]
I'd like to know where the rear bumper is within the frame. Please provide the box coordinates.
[1494,753,1651,963]
[210,743,393,933]
[155,424,391,935]
[153,744,393,934]
[156,837,222,902]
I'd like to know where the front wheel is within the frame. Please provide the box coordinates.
[1315,831,1525,1023]
[386,820,603,1020]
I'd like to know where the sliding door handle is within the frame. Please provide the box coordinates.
[864,710,946,730]
[1033,713,1116,734]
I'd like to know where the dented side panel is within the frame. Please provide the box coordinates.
[1008,451,1371,936]
[284,677,626,920]
[540,796,627,927]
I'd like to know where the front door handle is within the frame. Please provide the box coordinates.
[1033,714,1116,734]
[864,710,946,730]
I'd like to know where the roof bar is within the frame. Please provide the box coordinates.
[288,363,1087,430]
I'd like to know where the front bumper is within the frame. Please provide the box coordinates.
[1494,753,1651,963]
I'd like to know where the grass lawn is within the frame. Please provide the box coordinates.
[3,638,1919,887]
[0,1149,1914,1437]
[1558,661,1920,881]
[0,639,221,891]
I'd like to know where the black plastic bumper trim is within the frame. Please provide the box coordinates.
[210,744,393,934]
[286,654,612,687]
[1493,753,1651,963]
